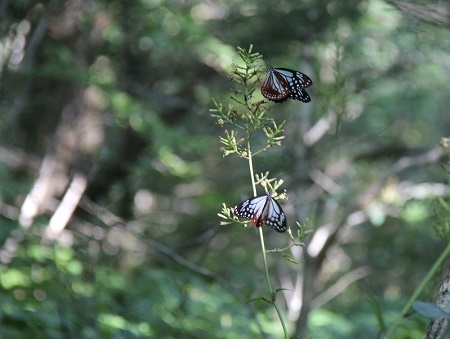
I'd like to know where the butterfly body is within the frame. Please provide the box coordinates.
[234,193,287,232]
[261,67,313,103]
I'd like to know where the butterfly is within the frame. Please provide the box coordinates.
[261,67,313,103]
[234,192,287,232]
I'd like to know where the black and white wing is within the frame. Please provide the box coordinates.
[261,67,312,103]
[234,194,269,226]
[288,88,311,103]
[261,67,290,103]
[265,196,287,232]
[234,193,287,232]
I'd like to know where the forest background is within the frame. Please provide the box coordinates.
[0,0,449,337]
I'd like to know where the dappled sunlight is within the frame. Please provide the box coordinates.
[195,37,237,72]
[45,173,87,241]
[1,268,31,289]
[19,155,57,229]
[0,19,30,71]
[307,225,332,258]
[346,211,367,227]
[134,189,155,215]
[157,146,202,178]
[98,313,153,336]
[303,116,332,147]
[400,182,448,201]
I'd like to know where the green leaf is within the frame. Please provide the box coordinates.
[413,301,450,319]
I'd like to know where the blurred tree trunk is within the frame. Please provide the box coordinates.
[426,266,450,339]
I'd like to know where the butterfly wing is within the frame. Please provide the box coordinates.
[275,68,313,89]
[262,67,313,103]
[261,67,290,103]
[265,196,287,232]
[234,195,269,226]
[288,88,311,103]
[235,194,287,232]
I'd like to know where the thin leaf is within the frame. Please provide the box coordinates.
[413,301,450,319]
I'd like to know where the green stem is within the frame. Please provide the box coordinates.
[273,298,289,339]
[248,140,288,338]
[248,141,257,196]
[259,227,289,339]
[259,215,288,338]
[240,49,288,338]
[384,240,450,338]
[259,227,273,294]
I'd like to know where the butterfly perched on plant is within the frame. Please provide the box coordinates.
[261,67,313,103]
[234,192,287,232]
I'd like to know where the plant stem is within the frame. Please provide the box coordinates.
[273,297,289,338]
[259,226,289,338]
[249,140,288,338]
[248,141,257,196]
[259,227,273,294]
